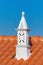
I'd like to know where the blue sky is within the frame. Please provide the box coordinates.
[0,0,43,36]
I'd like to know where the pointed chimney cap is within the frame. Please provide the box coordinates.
[15,11,30,31]
[22,11,25,16]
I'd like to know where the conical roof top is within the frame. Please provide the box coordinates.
[18,12,28,29]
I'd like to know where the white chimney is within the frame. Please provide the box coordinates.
[15,11,31,60]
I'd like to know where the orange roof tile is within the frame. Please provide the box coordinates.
[0,36,43,65]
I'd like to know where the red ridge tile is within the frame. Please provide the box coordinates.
[6,58,17,65]
[0,43,16,63]
[0,49,15,65]
[14,59,24,65]
[35,55,43,65]
[28,46,43,65]
[0,41,15,56]
[0,40,9,50]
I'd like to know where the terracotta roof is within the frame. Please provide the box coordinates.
[0,36,43,65]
